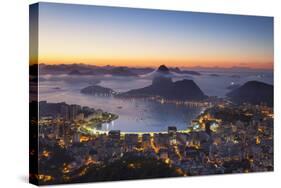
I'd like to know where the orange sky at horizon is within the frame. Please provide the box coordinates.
[34,57,273,70]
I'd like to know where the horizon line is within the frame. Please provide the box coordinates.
[31,62,274,71]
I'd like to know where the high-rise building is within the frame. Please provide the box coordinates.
[60,105,69,121]
[108,130,121,141]
[168,126,177,145]
[69,104,81,121]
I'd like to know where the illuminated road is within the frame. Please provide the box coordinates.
[78,126,192,136]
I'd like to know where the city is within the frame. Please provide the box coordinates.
[30,99,273,184]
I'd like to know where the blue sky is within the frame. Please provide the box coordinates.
[34,2,273,69]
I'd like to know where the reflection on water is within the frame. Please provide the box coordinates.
[39,86,202,132]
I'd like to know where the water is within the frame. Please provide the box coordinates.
[39,85,202,132]
[38,69,273,132]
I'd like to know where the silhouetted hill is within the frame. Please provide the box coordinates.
[226,81,273,106]
[157,65,170,73]
[38,64,147,76]
[81,85,116,96]
[120,78,206,101]
[170,79,206,100]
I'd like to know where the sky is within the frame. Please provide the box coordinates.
[33,2,274,69]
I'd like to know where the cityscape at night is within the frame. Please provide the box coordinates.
[29,2,273,185]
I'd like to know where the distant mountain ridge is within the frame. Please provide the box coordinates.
[34,63,201,77]
[36,63,153,76]
[170,67,201,75]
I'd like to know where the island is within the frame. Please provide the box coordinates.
[80,85,116,96]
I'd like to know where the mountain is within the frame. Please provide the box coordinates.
[157,65,170,73]
[152,65,172,85]
[38,63,200,77]
[68,69,82,75]
[157,65,201,76]
[38,64,142,76]
[168,79,207,100]
[119,66,207,100]
[226,81,273,106]
[119,79,206,100]
[170,67,201,75]
[151,75,173,86]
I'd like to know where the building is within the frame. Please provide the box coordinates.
[75,113,84,121]
[168,126,177,145]
[124,134,139,148]
[69,104,81,121]
[60,104,69,121]
[159,148,168,160]
[141,134,151,148]
[154,133,169,148]
[108,130,121,141]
